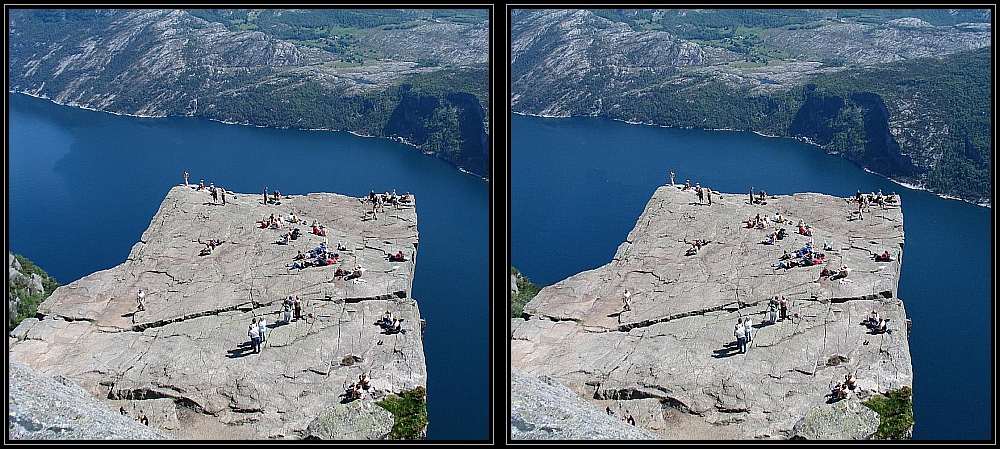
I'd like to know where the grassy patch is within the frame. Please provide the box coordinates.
[862,386,914,439]
[510,267,543,318]
[376,386,428,440]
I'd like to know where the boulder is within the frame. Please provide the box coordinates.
[8,359,175,440]
[511,366,660,440]
[305,399,395,440]
[791,398,881,440]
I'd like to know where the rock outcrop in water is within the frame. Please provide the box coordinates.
[9,185,425,440]
[511,185,912,439]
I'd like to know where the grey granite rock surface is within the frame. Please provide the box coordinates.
[511,366,660,440]
[10,185,425,439]
[512,185,912,439]
[8,359,175,440]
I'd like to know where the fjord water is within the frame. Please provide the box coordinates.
[511,114,992,441]
[7,93,488,441]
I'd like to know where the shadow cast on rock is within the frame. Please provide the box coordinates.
[226,343,256,359]
[712,342,742,358]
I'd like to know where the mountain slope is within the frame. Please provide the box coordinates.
[8,8,490,178]
[511,8,991,205]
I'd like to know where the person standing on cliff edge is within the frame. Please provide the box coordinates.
[264,186,269,205]
[669,170,675,187]
[137,289,146,312]
[184,171,189,187]
[734,319,747,353]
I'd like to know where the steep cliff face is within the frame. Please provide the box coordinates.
[511,186,913,439]
[383,88,490,178]
[789,89,918,180]
[9,186,426,440]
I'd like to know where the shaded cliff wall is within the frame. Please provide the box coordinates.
[789,87,918,179]
[383,86,489,178]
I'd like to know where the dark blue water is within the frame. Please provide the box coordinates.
[7,93,489,441]
[511,114,993,441]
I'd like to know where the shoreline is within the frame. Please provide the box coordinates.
[512,111,990,209]
[12,90,490,183]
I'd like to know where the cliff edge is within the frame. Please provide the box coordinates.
[511,185,912,439]
[10,185,424,439]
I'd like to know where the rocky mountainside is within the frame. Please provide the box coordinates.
[9,185,425,440]
[511,185,912,439]
[510,366,661,440]
[510,9,991,205]
[7,8,490,178]
[9,359,176,440]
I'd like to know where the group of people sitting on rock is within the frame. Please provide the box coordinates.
[376,309,404,334]
[761,228,789,245]
[746,213,771,229]
[368,189,411,211]
[773,243,827,270]
[286,242,340,270]
[345,372,374,401]
[865,309,889,334]
[261,213,288,229]
[312,222,328,236]
[855,189,897,211]
[275,228,302,245]
[874,250,893,262]
[387,251,406,262]
[199,239,225,256]
[819,264,851,280]
[684,239,710,256]
[832,372,859,401]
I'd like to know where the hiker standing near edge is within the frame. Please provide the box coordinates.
[136,289,146,312]
[220,187,226,205]
[183,171,189,187]
[743,314,754,344]
[283,298,292,324]
[263,186,269,205]
[249,317,261,353]
[294,297,302,321]
[258,314,267,345]
[734,319,747,353]
[622,289,632,312]
[669,170,675,186]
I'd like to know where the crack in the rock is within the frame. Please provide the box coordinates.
[616,304,733,332]
[633,269,669,285]
[342,291,408,303]
[147,270,180,283]
[827,291,893,303]
[131,304,252,332]
[542,316,581,323]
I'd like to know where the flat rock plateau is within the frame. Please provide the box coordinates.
[10,185,424,440]
[511,185,912,440]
